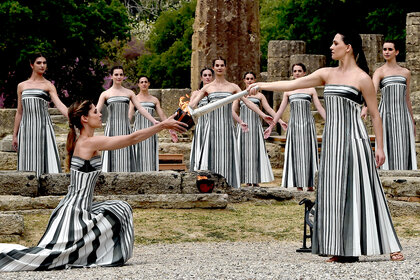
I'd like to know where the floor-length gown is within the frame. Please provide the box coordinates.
[101,96,137,172]
[282,93,318,188]
[17,89,62,176]
[377,75,417,170]
[196,92,240,188]
[190,97,208,171]
[237,97,274,184]
[312,84,402,257]
[0,155,134,271]
[133,102,159,172]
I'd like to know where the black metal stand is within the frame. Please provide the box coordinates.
[296,198,315,253]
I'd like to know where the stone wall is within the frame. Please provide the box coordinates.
[407,12,420,92]
[191,0,260,90]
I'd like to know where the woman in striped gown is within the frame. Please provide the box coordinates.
[233,72,286,187]
[12,54,68,177]
[265,63,325,191]
[189,57,273,189]
[128,76,178,172]
[189,67,214,171]
[251,31,403,262]
[97,66,158,172]
[368,41,417,170]
[0,100,187,271]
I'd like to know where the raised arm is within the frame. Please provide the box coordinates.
[130,92,158,124]
[312,89,326,120]
[49,83,68,118]
[12,84,23,151]
[189,88,207,108]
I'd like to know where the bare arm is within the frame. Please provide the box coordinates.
[240,96,274,125]
[96,92,107,113]
[231,103,249,132]
[155,98,178,142]
[312,89,326,120]
[128,101,135,120]
[86,116,187,152]
[405,72,415,135]
[361,75,385,168]
[263,93,289,139]
[249,68,327,94]
[49,83,68,118]
[12,84,23,150]
[189,88,207,108]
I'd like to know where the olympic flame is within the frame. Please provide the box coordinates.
[178,94,191,114]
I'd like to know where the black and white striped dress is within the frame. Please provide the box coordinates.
[312,85,402,257]
[282,93,318,188]
[190,97,209,171]
[17,89,62,176]
[378,75,417,170]
[237,97,274,184]
[196,92,240,188]
[101,96,137,172]
[0,156,134,271]
[133,102,159,172]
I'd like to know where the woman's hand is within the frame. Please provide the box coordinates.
[263,124,274,139]
[279,119,288,130]
[262,114,274,126]
[161,114,188,133]
[375,147,385,168]
[12,136,18,151]
[360,106,368,120]
[169,129,179,143]
[240,122,249,133]
[247,83,260,95]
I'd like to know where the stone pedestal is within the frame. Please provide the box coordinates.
[289,54,326,74]
[191,0,261,90]
[267,40,306,79]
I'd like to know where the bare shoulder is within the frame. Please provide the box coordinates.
[230,82,242,93]
[373,65,385,78]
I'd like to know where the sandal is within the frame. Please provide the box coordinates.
[326,256,359,263]
[297,187,303,191]
[253,184,260,187]
[307,187,314,192]
[390,252,405,261]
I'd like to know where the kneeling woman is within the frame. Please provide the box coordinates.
[0,100,187,271]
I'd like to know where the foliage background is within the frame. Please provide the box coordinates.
[0,0,417,107]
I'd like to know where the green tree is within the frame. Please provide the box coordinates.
[134,0,196,88]
[0,0,131,107]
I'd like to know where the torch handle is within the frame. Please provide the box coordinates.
[189,87,257,123]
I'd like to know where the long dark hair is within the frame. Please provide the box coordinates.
[66,100,93,171]
[212,56,226,67]
[29,53,45,64]
[291,63,306,73]
[337,30,369,74]
[199,67,214,89]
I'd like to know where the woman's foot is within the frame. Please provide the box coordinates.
[297,187,303,191]
[390,252,404,261]
[307,187,314,192]
[253,184,259,187]
[326,256,359,263]
[246,183,252,187]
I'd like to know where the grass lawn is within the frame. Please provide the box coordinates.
[17,200,420,247]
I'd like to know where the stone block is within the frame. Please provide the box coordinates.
[361,34,384,75]
[159,142,192,169]
[268,40,306,58]
[0,213,24,235]
[0,195,62,211]
[267,59,290,78]
[266,142,283,169]
[0,109,16,138]
[160,88,191,119]
[93,193,228,209]
[0,151,17,170]
[0,171,38,196]
[289,54,326,74]
[387,200,420,217]
[0,134,13,152]
[381,177,420,198]
[406,12,420,26]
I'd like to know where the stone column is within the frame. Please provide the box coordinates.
[191,0,260,90]
[406,12,420,93]
[360,34,384,76]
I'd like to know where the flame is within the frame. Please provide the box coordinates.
[179,94,190,113]
[197,175,208,180]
